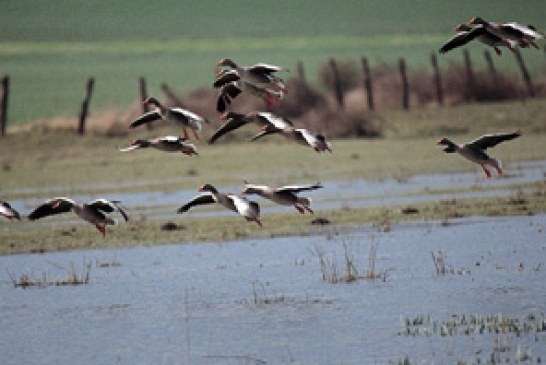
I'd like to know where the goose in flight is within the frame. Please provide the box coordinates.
[241,181,323,214]
[119,135,198,155]
[129,97,208,141]
[177,184,262,226]
[28,197,129,237]
[436,130,521,178]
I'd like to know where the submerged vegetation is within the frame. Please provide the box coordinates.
[8,260,92,288]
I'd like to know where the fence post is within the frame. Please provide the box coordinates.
[514,48,535,97]
[329,58,344,109]
[483,50,497,80]
[0,76,9,137]
[430,53,443,106]
[361,57,374,111]
[463,49,475,102]
[78,77,94,135]
[296,61,307,85]
[160,83,184,107]
[139,77,153,130]
[398,58,409,110]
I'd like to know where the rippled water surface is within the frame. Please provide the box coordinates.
[1,214,545,364]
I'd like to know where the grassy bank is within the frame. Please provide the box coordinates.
[2,183,544,255]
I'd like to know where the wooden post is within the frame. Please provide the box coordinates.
[361,57,374,111]
[160,83,184,107]
[463,49,475,102]
[398,58,409,110]
[78,77,94,135]
[483,50,497,80]
[296,61,307,85]
[329,58,344,109]
[514,48,535,97]
[430,53,443,106]
[0,76,9,137]
[139,77,153,130]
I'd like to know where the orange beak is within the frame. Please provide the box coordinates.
[436,140,442,145]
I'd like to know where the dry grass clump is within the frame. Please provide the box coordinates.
[317,58,360,94]
[442,64,525,104]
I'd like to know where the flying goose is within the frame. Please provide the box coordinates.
[28,197,129,237]
[214,70,283,112]
[250,121,333,153]
[119,136,198,155]
[241,181,323,214]
[129,97,208,141]
[0,201,21,221]
[468,17,544,49]
[436,130,521,178]
[209,111,332,152]
[177,184,262,226]
[440,24,517,55]
[208,111,289,144]
[216,58,287,93]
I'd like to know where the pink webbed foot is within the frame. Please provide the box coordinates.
[481,165,492,179]
[295,205,305,214]
[95,224,106,238]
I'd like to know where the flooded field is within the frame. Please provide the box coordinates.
[1,214,545,364]
[7,159,546,226]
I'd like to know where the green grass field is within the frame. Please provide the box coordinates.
[1,0,546,124]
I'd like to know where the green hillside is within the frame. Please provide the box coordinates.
[1,0,545,124]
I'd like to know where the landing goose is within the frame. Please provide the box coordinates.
[436,130,521,178]
[177,184,261,226]
[0,201,21,221]
[216,58,287,93]
[241,181,323,214]
[208,111,289,144]
[214,70,283,112]
[440,24,517,55]
[250,120,332,153]
[469,17,544,49]
[129,97,208,141]
[209,111,332,152]
[119,136,198,155]
[28,197,129,237]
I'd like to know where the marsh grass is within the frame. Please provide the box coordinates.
[398,313,545,363]
[8,260,91,288]
[251,280,286,305]
[312,238,389,284]
[431,250,453,276]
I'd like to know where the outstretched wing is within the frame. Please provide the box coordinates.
[248,63,287,74]
[213,70,241,88]
[88,199,129,221]
[216,83,242,113]
[208,114,249,144]
[439,27,486,54]
[177,193,216,213]
[466,130,521,150]
[257,112,293,129]
[0,201,21,220]
[28,197,75,220]
[129,110,161,128]
[276,183,323,193]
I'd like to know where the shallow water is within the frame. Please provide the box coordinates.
[1,214,545,364]
[10,159,546,226]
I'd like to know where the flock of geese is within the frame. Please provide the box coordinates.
[1,16,541,237]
